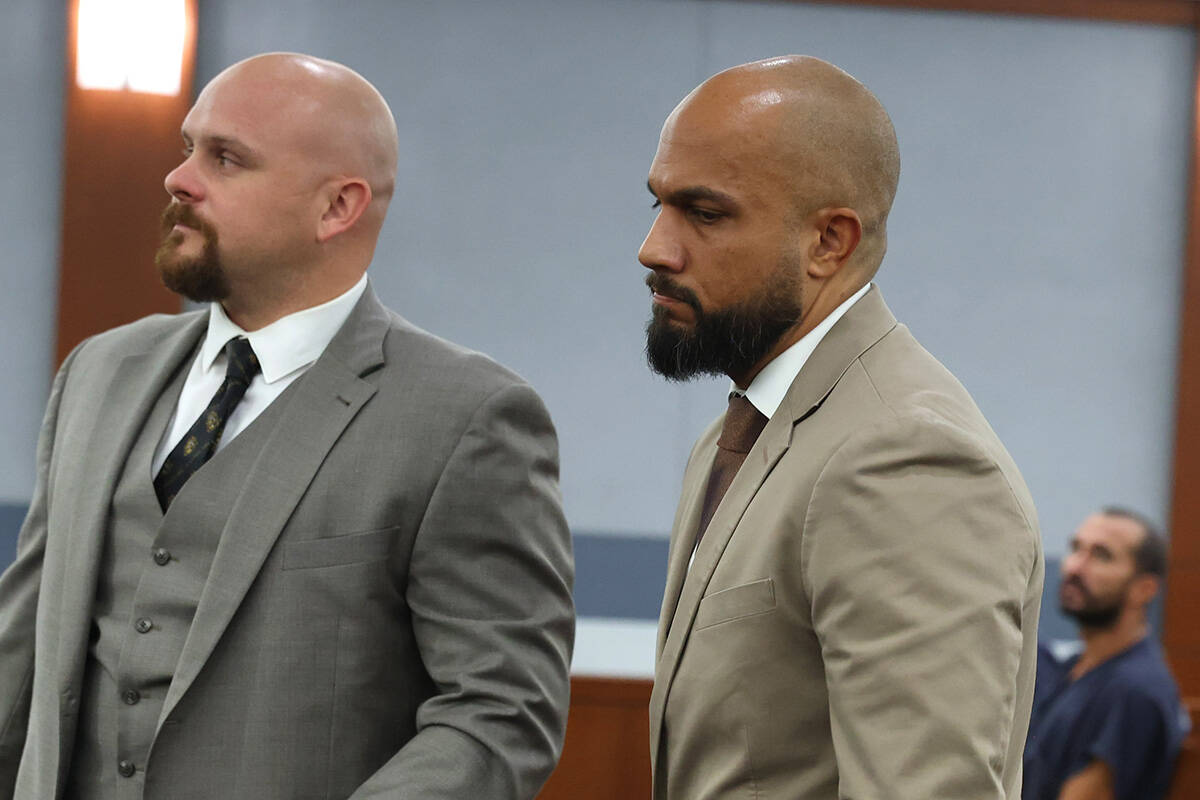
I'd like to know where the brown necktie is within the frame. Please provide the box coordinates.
[694,393,769,547]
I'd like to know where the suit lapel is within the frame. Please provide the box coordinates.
[655,425,717,661]
[648,414,791,767]
[157,285,389,731]
[56,315,206,708]
[648,286,900,774]
[773,287,898,426]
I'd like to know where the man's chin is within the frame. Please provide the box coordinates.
[156,260,230,304]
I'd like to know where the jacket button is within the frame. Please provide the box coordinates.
[134,617,153,634]
[118,760,135,777]
[122,689,140,705]
[152,548,171,566]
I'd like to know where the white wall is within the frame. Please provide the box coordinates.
[1,0,1192,551]
[3,0,1192,676]
[0,0,64,502]
[193,0,1194,555]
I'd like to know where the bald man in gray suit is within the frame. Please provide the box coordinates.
[0,53,573,800]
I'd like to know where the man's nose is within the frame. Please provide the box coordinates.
[638,213,684,274]
[163,157,202,203]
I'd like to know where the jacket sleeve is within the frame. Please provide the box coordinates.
[0,347,79,797]
[803,414,1042,800]
[349,381,575,800]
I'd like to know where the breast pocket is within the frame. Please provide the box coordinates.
[281,526,397,570]
[694,577,776,630]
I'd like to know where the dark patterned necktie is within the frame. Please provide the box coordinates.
[154,337,261,511]
[694,393,770,548]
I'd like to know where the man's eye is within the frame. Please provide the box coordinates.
[216,152,236,167]
[690,207,722,223]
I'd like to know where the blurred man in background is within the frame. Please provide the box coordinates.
[1024,508,1188,800]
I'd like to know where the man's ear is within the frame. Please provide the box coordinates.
[807,207,862,279]
[316,178,372,243]
[1130,573,1161,608]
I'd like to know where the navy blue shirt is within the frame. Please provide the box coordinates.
[1023,637,1188,800]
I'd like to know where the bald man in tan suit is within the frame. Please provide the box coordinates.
[640,56,1043,799]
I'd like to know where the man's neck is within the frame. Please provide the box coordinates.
[222,270,366,331]
[1070,617,1147,681]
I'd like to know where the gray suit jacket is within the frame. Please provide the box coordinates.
[651,287,1043,799]
[0,285,575,799]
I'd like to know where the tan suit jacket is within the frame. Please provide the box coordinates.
[0,285,574,799]
[651,287,1043,799]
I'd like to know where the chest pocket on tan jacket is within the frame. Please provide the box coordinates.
[694,577,776,630]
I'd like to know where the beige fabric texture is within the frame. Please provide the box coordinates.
[651,287,1043,800]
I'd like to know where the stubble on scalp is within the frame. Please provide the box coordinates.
[642,56,900,384]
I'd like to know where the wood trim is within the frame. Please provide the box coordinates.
[538,676,653,800]
[55,0,198,366]
[1166,11,1200,694]
[1165,13,1200,800]
[785,0,1199,26]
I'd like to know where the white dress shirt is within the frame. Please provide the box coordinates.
[737,282,872,418]
[151,274,369,475]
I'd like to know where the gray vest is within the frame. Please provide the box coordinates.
[65,359,289,799]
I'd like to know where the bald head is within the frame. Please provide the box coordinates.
[668,55,900,275]
[162,53,401,328]
[202,53,399,215]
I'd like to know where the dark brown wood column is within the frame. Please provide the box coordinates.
[55,0,198,366]
[538,676,653,799]
[1165,9,1200,798]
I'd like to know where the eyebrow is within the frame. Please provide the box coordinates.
[183,131,261,162]
[647,181,738,209]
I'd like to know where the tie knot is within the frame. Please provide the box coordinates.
[223,337,260,386]
[718,394,769,455]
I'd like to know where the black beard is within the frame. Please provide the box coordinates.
[1062,601,1122,631]
[155,202,231,303]
[1060,575,1125,631]
[644,265,803,382]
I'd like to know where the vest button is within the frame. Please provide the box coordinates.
[152,548,171,566]
[118,760,136,778]
[135,617,153,634]
[122,689,140,705]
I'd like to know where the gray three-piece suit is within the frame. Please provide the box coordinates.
[0,285,575,799]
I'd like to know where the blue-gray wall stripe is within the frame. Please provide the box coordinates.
[0,502,1130,641]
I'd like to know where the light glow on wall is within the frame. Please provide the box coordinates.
[76,0,187,95]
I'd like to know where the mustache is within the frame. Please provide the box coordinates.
[645,273,702,315]
[1061,574,1092,598]
[160,202,212,235]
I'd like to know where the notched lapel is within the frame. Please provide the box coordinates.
[649,286,899,774]
[649,413,792,770]
[57,317,205,706]
[777,285,897,425]
[157,286,390,731]
[656,434,716,661]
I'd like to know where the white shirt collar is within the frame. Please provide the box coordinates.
[738,282,872,419]
[200,273,369,383]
